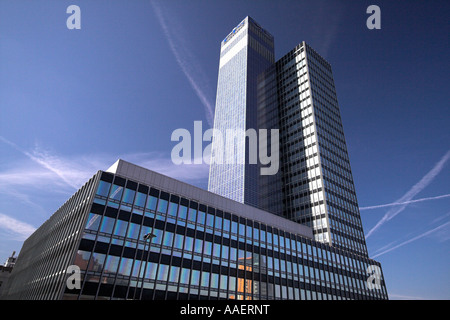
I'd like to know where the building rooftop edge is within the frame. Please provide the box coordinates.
[106,159,313,240]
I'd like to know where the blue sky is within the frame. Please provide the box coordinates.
[0,0,449,300]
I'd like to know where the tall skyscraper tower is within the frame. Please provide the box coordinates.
[208,17,275,208]
[274,43,368,256]
[209,18,369,256]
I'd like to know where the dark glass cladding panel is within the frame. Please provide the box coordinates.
[91,203,105,215]
[82,282,99,296]
[189,201,198,209]
[100,172,114,183]
[126,180,137,190]
[105,207,118,218]
[170,194,180,203]
[114,176,126,187]
[150,187,160,197]
[138,184,149,194]
[160,191,170,201]
[131,214,142,225]
[79,239,94,251]
[118,210,131,221]
[94,241,109,254]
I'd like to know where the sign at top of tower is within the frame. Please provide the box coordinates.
[223,18,246,44]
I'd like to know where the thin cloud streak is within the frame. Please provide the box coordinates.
[0,213,36,241]
[150,0,215,127]
[360,194,450,211]
[372,220,450,259]
[366,150,450,239]
[1,138,209,192]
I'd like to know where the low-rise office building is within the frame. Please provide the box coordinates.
[3,160,387,300]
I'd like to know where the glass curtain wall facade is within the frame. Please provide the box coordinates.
[71,170,387,300]
[2,163,387,300]
[208,16,275,209]
[274,42,368,256]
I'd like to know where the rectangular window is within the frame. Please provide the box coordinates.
[122,188,135,204]
[194,238,203,255]
[174,234,184,250]
[184,236,194,252]
[157,199,168,214]
[163,231,174,247]
[178,205,188,220]
[211,273,219,289]
[109,184,123,201]
[157,264,170,281]
[168,202,178,217]
[134,192,147,208]
[146,195,157,211]
[191,270,200,286]
[85,213,101,231]
[223,218,230,232]
[118,257,133,276]
[169,266,180,283]
[88,252,106,273]
[126,223,140,240]
[213,243,221,258]
[203,241,212,256]
[188,208,197,223]
[113,220,128,237]
[104,255,120,274]
[96,180,111,198]
[180,268,190,285]
[206,213,215,227]
[145,263,158,280]
[215,216,223,230]
[201,271,210,287]
[99,216,115,234]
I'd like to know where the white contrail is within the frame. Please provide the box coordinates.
[0,213,36,240]
[360,194,450,210]
[372,221,450,259]
[1,136,81,190]
[150,0,215,127]
[366,150,450,239]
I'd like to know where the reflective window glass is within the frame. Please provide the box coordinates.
[126,223,140,239]
[215,216,223,230]
[184,236,193,252]
[118,257,133,276]
[206,214,214,227]
[174,234,184,249]
[109,184,123,201]
[169,266,180,283]
[194,238,203,254]
[191,270,200,285]
[104,255,120,274]
[145,263,157,280]
[99,216,115,234]
[201,271,210,287]
[178,205,188,220]
[122,188,135,204]
[88,252,106,272]
[113,220,128,237]
[197,210,206,225]
[157,199,168,214]
[85,213,101,231]
[96,180,111,197]
[75,250,91,271]
[157,264,169,281]
[134,192,147,208]
[168,202,178,217]
[180,268,190,284]
[163,231,174,247]
[146,195,157,211]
